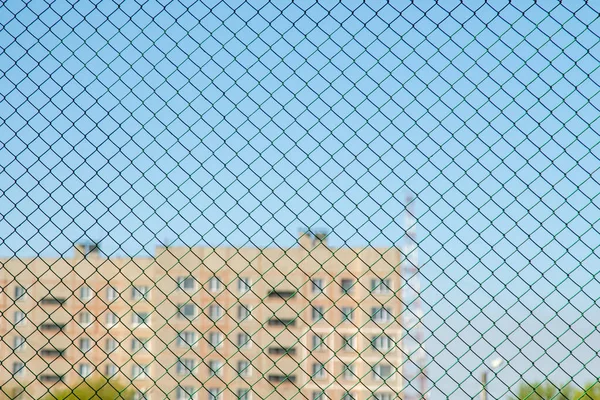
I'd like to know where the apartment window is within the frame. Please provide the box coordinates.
[312,363,325,379]
[79,311,92,327]
[312,391,325,400]
[311,334,324,351]
[107,286,118,301]
[237,304,251,321]
[13,336,26,352]
[132,286,150,301]
[14,285,26,301]
[208,277,221,293]
[14,311,26,325]
[208,388,222,400]
[132,363,149,380]
[342,363,355,380]
[311,278,324,294]
[373,364,393,381]
[13,361,25,377]
[134,391,150,400]
[237,332,251,349]
[176,358,197,375]
[131,338,143,352]
[371,307,392,324]
[79,363,92,377]
[105,363,117,377]
[237,389,251,400]
[105,338,117,353]
[342,335,356,351]
[372,334,393,352]
[79,338,91,353]
[208,360,223,377]
[237,360,251,377]
[208,304,223,321]
[133,311,150,327]
[106,311,118,327]
[79,286,92,301]
[374,394,393,400]
[341,307,354,322]
[176,386,197,400]
[208,332,223,348]
[178,276,196,292]
[179,303,197,320]
[177,331,197,347]
[340,279,354,294]
[342,393,355,400]
[237,278,251,293]
[312,306,324,322]
[371,278,392,295]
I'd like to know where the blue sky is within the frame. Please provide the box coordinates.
[1,0,600,398]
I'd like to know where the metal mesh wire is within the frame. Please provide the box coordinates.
[1,1,600,399]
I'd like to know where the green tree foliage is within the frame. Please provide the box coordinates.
[43,376,133,400]
[510,381,573,400]
[574,383,600,400]
[511,381,600,400]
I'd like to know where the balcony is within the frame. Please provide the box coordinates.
[40,297,67,305]
[268,347,296,356]
[40,323,66,331]
[39,374,63,383]
[268,374,296,383]
[268,318,296,327]
[39,349,65,357]
[267,290,296,299]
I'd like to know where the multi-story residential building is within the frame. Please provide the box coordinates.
[0,232,403,400]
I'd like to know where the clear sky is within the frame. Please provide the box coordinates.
[1,0,600,398]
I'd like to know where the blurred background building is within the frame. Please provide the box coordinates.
[0,234,404,400]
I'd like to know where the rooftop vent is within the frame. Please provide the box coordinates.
[74,241,101,259]
[298,228,328,249]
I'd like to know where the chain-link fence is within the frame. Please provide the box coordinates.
[1,0,599,399]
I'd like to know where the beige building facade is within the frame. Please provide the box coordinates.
[0,234,404,400]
